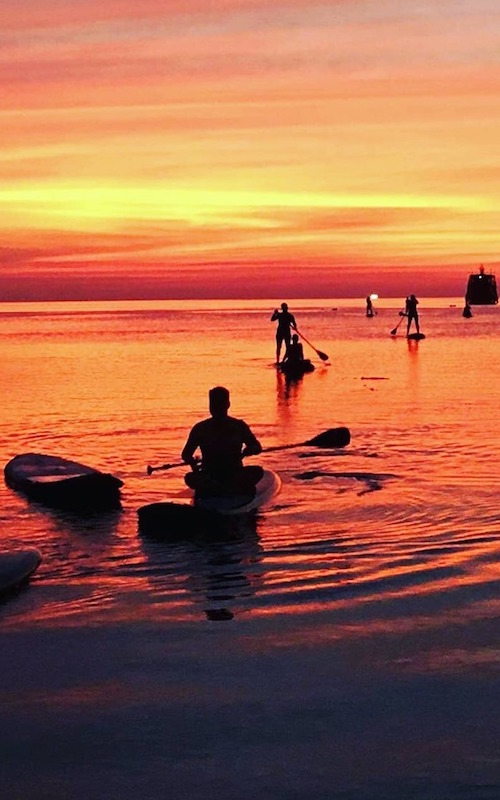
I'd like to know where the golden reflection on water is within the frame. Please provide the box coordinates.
[1,301,500,640]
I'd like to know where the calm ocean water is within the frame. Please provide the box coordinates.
[2,298,500,799]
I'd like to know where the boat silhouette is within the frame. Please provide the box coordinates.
[465,265,498,305]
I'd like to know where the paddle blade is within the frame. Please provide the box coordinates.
[317,350,329,361]
[390,327,398,336]
[146,465,154,475]
[305,427,350,448]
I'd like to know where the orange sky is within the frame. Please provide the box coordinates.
[1,0,499,299]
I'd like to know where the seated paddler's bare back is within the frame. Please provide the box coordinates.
[181,386,263,496]
[184,415,259,480]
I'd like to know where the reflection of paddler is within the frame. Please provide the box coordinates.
[139,512,263,621]
[181,386,263,497]
[271,302,297,364]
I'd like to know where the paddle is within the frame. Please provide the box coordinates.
[390,313,407,336]
[147,461,184,474]
[264,426,350,451]
[146,426,351,473]
[294,327,329,361]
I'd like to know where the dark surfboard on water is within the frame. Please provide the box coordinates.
[407,333,426,340]
[278,359,315,378]
[0,549,42,596]
[4,453,123,511]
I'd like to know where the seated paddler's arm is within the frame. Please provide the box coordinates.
[181,429,200,469]
[241,424,263,458]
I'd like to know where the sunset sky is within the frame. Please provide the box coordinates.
[1,0,499,299]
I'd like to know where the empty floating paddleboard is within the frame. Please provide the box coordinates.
[4,453,123,511]
[0,548,42,595]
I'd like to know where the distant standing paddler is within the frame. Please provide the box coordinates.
[405,294,420,336]
[366,296,374,317]
[271,302,297,364]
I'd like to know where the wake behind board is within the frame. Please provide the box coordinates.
[407,333,426,340]
[0,548,42,596]
[138,469,281,537]
[4,453,123,511]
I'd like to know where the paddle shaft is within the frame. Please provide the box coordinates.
[146,427,350,473]
[390,313,407,335]
[294,327,329,361]
[147,461,184,474]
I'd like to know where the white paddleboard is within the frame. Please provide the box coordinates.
[138,469,281,534]
[194,469,281,515]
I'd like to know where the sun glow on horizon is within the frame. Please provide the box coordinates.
[2,0,500,299]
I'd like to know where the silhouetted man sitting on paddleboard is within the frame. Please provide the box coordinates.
[405,294,420,336]
[283,334,304,365]
[181,386,263,497]
[271,302,297,364]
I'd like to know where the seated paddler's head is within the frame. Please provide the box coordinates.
[209,386,230,418]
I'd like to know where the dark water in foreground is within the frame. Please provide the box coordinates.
[1,298,500,799]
